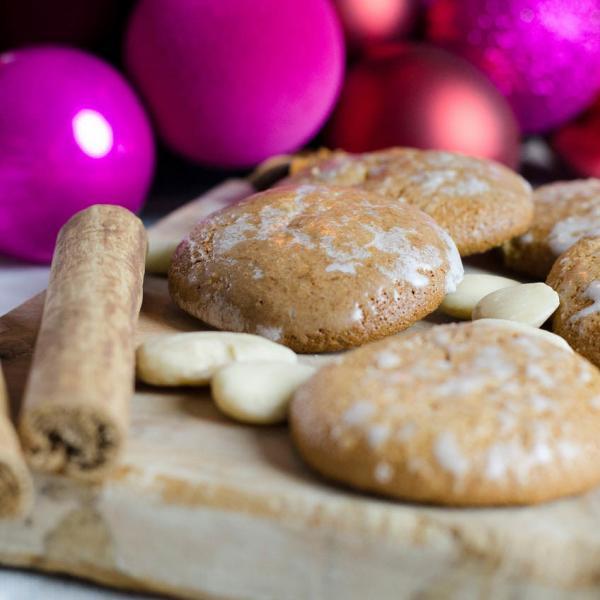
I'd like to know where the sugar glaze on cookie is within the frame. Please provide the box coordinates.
[282,147,533,256]
[290,321,600,505]
[169,185,463,352]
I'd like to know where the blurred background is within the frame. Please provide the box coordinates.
[0,0,599,268]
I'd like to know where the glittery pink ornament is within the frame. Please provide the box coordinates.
[0,47,155,263]
[427,0,600,133]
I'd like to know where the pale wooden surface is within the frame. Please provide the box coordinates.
[1,276,600,599]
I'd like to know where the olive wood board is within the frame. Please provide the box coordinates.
[1,274,600,600]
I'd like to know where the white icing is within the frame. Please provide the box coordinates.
[548,213,600,255]
[289,230,316,249]
[528,394,558,413]
[589,397,600,410]
[212,187,463,294]
[253,267,264,280]
[525,363,554,388]
[325,262,359,274]
[255,325,282,342]
[321,234,371,275]
[579,364,594,383]
[556,440,580,460]
[512,336,545,359]
[214,215,255,254]
[351,305,364,322]
[452,176,490,196]
[410,169,457,195]
[472,346,518,379]
[484,437,552,482]
[374,461,394,483]
[571,280,600,321]
[497,410,518,434]
[520,232,534,244]
[363,224,444,288]
[367,423,390,449]
[434,375,488,397]
[376,351,402,369]
[342,401,375,426]
[397,422,417,442]
[482,423,576,483]
[434,431,469,478]
[434,225,464,293]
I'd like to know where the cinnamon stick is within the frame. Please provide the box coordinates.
[19,205,147,481]
[0,363,32,517]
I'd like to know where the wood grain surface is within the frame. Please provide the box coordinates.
[0,276,599,599]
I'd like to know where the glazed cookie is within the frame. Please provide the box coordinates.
[169,185,463,353]
[546,237,600,367]
[503,179,600,279]
[290,321,600,506]
[281,148,533,256]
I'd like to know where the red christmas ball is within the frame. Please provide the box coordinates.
[333,0,419,47]
[327,44,521,167]
[553,97,600,178]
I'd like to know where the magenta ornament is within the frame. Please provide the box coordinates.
[125,0,345,168]
[0,47,155,263]
[427,0,600,133]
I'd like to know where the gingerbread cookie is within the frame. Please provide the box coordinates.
[169,185,463,353]
[503,179,600,279]
[547,237,600,368]
[281,148,533,256]
[290,321,600,506]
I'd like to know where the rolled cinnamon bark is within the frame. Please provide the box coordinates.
[0,363,32,517]
[19,205,147,481]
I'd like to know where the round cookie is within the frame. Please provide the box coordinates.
[169,184,463,353]
[546,237,600,368]
[290,321,600,506]
[281,147,533,256]
[503,179,600,279]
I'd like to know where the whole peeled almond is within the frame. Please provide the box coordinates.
[472,283,560,328]
[136,332,297,386]
[212,361,316,425]
[440,274,520,319]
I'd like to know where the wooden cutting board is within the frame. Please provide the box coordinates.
[2,275,600,600]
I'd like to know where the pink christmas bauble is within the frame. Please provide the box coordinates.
[125,0,344,168]
[427,0,600,133]
[0,47,155,263]
[327,44,520,167]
